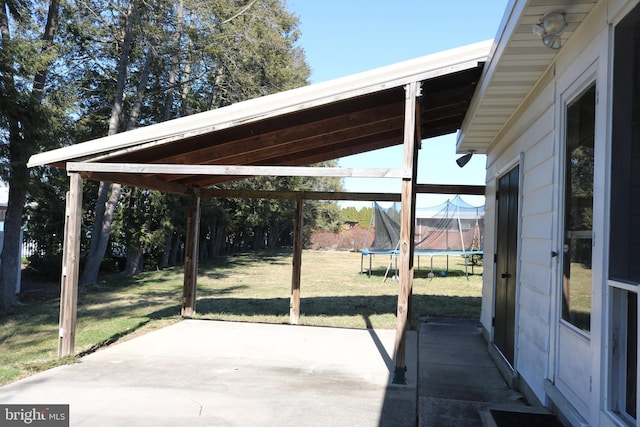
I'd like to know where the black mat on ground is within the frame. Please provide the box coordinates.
[490,409,563,427]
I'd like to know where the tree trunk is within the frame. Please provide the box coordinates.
[179,10,193,117]
[0,81,23,309]
[215,226,226,255]
[163,0,183,121]
[79,182,121,285]
[80,0,136,285]
[0,184,25,310]
[159,231,172,269]
[107,0,135,137]
[120,41,155,275]
[169,233,181,266]
[252,227,261,250]
[267,225,284,249]
[123,244,143,275]
[199,236,207,261]
[208,226,223,257]
[180,51,193,115]
[126,37,155,131]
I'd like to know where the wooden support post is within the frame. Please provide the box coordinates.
[393,81,420,384]
[58,173,83,357]
[181,195,201,318]
[290,192,304,324]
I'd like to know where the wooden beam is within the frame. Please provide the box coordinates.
[408,89,422,342]
[67,162,410,179]
[393,81,419,384]
[200,189,402,202]
[78,171,195,196]
[181,195,200,318]
[200,187,484,201]
[414,184,485,196]
[290,192,304,325]
[79,171,483,202]
[59,173,83,357]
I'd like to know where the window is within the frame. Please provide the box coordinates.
[609,3,640,425]
[562,85,595,333]
[612,289,637,423]
[625,294,637,419]
[610,5,640,284]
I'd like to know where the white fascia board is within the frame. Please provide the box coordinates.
[28,40,492,169]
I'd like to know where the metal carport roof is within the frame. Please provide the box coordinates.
[28,40,491,193]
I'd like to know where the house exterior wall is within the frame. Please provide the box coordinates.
[481,1,639,425]
[483,71,556,402]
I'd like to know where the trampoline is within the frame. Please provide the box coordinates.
[360,196,484,281]
[360,249,483,280]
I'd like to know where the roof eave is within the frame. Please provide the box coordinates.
[456,0,600,153]
[28,40,492,169]
[456,0,600,154]
[456,0,523,154]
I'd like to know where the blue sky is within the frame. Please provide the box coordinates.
[286,1,509,207]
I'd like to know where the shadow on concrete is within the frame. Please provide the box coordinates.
[194,294,480,322]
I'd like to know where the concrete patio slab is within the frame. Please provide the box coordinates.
[0,320,417,427]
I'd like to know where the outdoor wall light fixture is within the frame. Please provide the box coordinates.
[532,11,566,49]
[456,150,475,168]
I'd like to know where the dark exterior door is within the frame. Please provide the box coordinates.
[494,165,519,366]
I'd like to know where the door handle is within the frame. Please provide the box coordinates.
[501,273,511,278]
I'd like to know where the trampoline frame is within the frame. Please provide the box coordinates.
[360,249,483,281]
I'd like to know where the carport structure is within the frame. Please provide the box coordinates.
[27,40,490,384]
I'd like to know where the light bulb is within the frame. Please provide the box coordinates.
[542,34,561,49]
[542,11,566,35]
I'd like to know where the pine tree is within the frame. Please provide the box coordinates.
[0,0,62,310]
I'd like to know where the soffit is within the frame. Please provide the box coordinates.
[457,0,599,153]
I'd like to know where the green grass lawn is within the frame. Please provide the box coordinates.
[0,249,482,385]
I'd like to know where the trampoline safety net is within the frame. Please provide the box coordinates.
[366,195,484,254]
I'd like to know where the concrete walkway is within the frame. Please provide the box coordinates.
[0,320,417,427]
[418,317,532,427]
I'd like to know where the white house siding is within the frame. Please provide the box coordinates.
[475,0,640,424]
[482,1,632,424]
[512,84,556,403]
[482,61,557,403]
